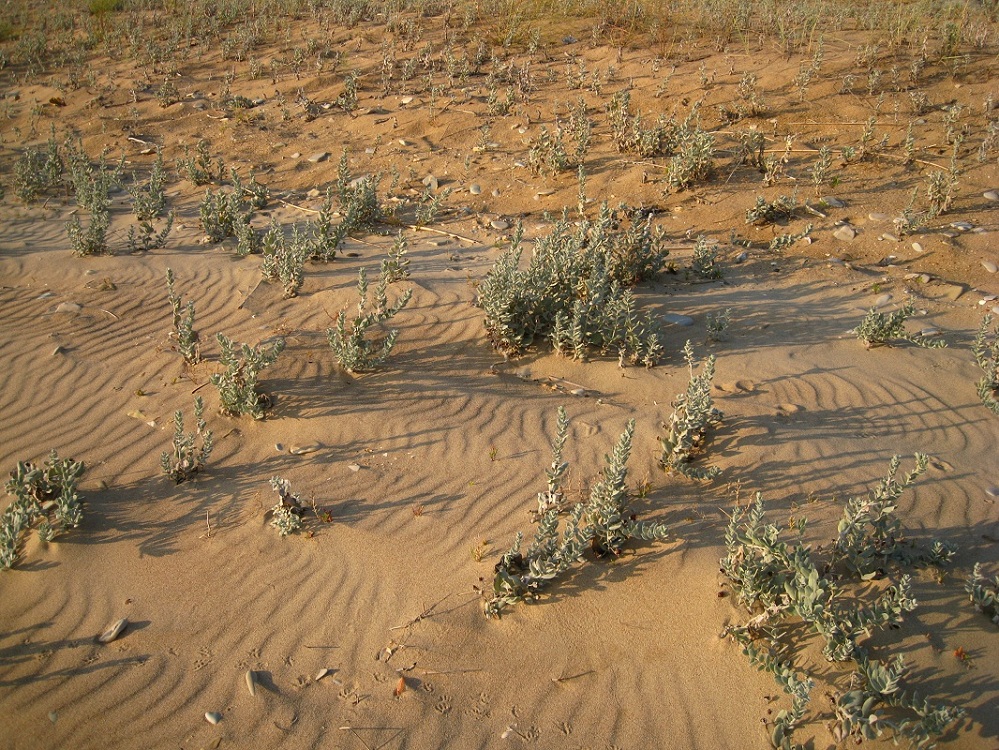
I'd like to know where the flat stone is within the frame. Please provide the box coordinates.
[868,212,890,221]
[55,302,82,313]
[985,191,999,202]
[951,221,974,231]
[422,174,439,191]
[874,293,892,308]
[983,261,998,273]
[938,282,967,301]
[468,183,482,195]
[290,151,301,158]
[535,188,556,196]
[833,225,857,242]
[912,242,923,252]
[307,152,330,163]
[987,487,999,498]
[400,96,414,105]
[490,219,509,231]
[288,443,321,455]
[663,313,694,326]
[822,196,847,208]
[205,712,222,726]
[881,233,900,242]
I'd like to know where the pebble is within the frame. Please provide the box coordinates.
[663,313,694,326]
[912,242,923,252]
[868,212,890,221]
[823,196,847,208]
[535,188,556,196]
[833,225,857,242]
[37,292,55,300]
[51,346,64,356]
[490,219,509,231]
[316,668,336,682]
[422,174,439,191]
[55,302,82,313]
[987,487,999,498]
[348,463,361,472]
[274,443,284,452]
[400,96,414,105]
[307,152,330,163]
[950,221,974,231]
[288,443,321,455]
[96,618,128,644]
[245,670,257,696]
[469,183,482,195]
[398,139,411,146]
[734,251,748,263]
[205,712,222,726]
[290,152,301,159]
[491,188,501,197]
[985,191,999,202]
[874,293,892,308]
[776,403,803,414]
[880,233,900,242]
[920,327,941,337]
[984,261,998,274]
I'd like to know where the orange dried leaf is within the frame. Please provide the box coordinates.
[393,676,406,697]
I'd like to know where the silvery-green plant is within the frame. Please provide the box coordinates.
[261,224,308,298]
[129,150,168,222]
[528,124,571,177]
[659,341,721,479]
[65,145,122,257]
[161,397,213,484]
[479,209,667,363]
[178,138,223,185]
[768,224,812,252]
[335,151,382,232]
[199,187,245,242]
[607,90,677,157]
[308,188,345,262]
[327,266,412,373]
[210,334,285,419]
[2,451,85,569]
[691,235,721,279]
[414,185,452,226]
[268,477,304,536]
[380,231,410,282]
[706,308,732,342]
[973,314,999,414]
[855,298,945,349]
[665,123,714,192]
[166,268,200,365]
[12,126,64,203]
[745,193,798,225]
[966,562,999,625]
[229,168,268,210]
[485,410,669,618]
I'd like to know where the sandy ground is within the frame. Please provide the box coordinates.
[1,7,998,749]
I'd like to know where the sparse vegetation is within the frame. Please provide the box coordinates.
[327,266,412,373]
[973,314,999,414]
[855,299,946,349]
[161,397,213,484]
[658,341,722,480]
[210,334,285,419]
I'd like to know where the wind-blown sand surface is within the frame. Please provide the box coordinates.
[1,5,998,749]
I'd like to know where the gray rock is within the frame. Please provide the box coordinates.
[205,712,222,726]
[490,219,510,231]
[55,302,82,313]
[833,225,857,242]
[422,174,439,191]
[874,293,892,308]
[984,191,999,202]
[307,152,330,163]
[984,261,998,274]
[822,196,847,208]
[469,183,482,195]
[950,220,974,231]
[663,313,694,326]
[868,212,890,221]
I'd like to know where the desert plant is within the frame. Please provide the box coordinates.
[691,235,721,279]
[199,187,246,242]
[658,341,722,480]
[65,145,122,257]
[160,397,213,483]
[768,224,812,252]
[706,308,732,342]
[480,210,667,364]
[230,168,268,210]
[12,126,64,202]
[2,451,85,569]
[210,334,285,419]
[261,224,308,298]
[746,193,797,225]
[178,138,224,185]
[973,314,999,414]
[855,298,945,349]
[268,477,304,536]
[966,562,999,625]
[335,151,382,232]
[485,410,669,617]
[327,266,412,373]
[166,269,200,365]
[381,231,411,282]
[308,188,345,262]
[607,90,677,157]
[665,124,714,192]
[129,151,168,222]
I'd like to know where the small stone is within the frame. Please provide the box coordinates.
[491,188,501,197]
[833,225,857,242]
[983,261,998,273]
[205,712,222,726]
[881,233,900,242]
[950,221,974,231]
[306,188,321,199]
[822,196,846,208]
[400,96,414,105]
[348,463,361,472]
[96,618,128,644]
[398,139,411,146]
[868,212,890,221]
[984,191,999,202]
[275,443,284,452]
[422,174,439,191]
[912,242,923,253]
[36,292,55,300]
[986,487,999,498]
[51,346,64,356]
[920,327,940,337]
[490,219,509,231]
[315,668,334,682]
[469,183,482,195]
[918,274,932,283]
[734,251,748,263]
[570,388,586,397]
[290,152,301,159]
[245,670,257,697]
[874,293,892,308]
[289,443,321,455]
[663,313,694,326]
[55,302,82,313]
[535,188,556,196]
[307,152,330,163]
[48,711,57,724]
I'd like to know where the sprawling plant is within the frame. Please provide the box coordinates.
[966,563,999,626]
[485,409,669,618]
[268,477,304,536]
[855,298,946,349]
[659,342,722,479]
[327,266,412,373]
[479,207,667,364]
[210,334,285,419]
[261,224,309,298]
[973,314,999,414]
[161,397,213,484]
[721,456,962,748]
[2,452,85,569]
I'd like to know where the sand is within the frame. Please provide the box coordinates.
[1,6,998,749]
